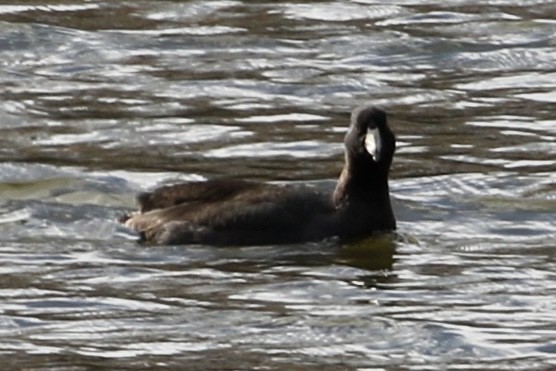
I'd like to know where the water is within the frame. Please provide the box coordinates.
[1,1,555,369]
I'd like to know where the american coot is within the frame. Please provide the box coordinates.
[121,105,396,246]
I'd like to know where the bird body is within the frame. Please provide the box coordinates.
[121,106,396,246]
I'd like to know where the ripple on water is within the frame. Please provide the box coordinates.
[281,3,406,22]
[455,47,556,71]
[393,171,556,245]
[141,0,241,23]
[378,10,482,26]
[204,140,342,159]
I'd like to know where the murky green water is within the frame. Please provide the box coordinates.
[1,1,555,369]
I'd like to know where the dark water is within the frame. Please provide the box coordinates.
[1,1,555,369]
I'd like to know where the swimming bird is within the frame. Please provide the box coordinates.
[121,105,396,246]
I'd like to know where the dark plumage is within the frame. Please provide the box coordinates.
[121,105,396,246]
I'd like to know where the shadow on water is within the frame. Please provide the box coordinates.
[173,233,398,277]
[338,234,396,272]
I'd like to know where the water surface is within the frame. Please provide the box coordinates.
[1,1,555,369]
